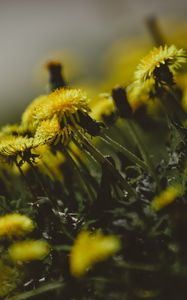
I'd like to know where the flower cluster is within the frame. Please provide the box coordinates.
[0,88,93,183]
[0,39,187,300]
[0,212,49,296]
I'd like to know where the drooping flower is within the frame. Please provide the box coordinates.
[0,213,34,238]
[22,88,94,144]
[0,135,37,164]
[0,261,22,297]
[0,123,26,137]
[34,115,61,146]
[70,230,121,277]
[134,45,186,84]
[150,184,182,211]
[9,240,50,262]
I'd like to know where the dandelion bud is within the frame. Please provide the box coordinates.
[112,86,132,118]
[46,61,67,90]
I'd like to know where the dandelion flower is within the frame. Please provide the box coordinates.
[0,135,37,163]
[150,184,182,211]
[34,115,61,146]
[0,123,26,137]
[135,45,186,83]
[70,230,121,277]
[9,240,50,262]
[0,213,34,238]
[22,95,49,132]
[33,88,90,127]
[0,261,22,297]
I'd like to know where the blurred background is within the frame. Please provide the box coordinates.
[0,0,187,124]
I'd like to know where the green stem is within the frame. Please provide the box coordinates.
[27,160,58,209]
[168,85,181,104]
[7,281,64,300]
[75,130,136,197]
[126,120,159,186]
[166,85,187,122]
[62,146,94,204]
[69,143,99,191]
[100,133,148,170]
[15,160,37,201]
[116,259,161,272]
[28,162,73,241]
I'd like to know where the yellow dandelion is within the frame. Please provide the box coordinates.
[33,88,90,127]
[0,123,26,137]
[22,95,49,132]
[0,213,34,238]
[9,240,50,262]
[0,261,22,297]
[135,45,186,83]
[0,135,37,163]
[34,115,61,146]
[70,230,121,277]
[150,184,182,211]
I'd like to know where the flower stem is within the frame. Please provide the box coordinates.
[27,161,74,241]
[69,142,99,191]
[7,280,64,300]
[126,120,159,186]
[61,146,95,204]
[167,85,187,122]
[28,161,58,209]
[75,130,136,197]
[15,160,38,201]
[100,133,148,170]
